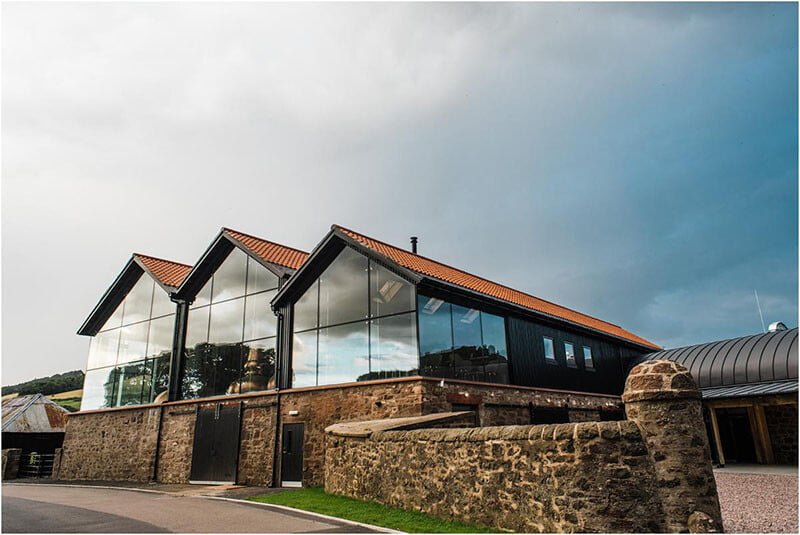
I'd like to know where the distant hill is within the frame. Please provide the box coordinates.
[2,370,85,397]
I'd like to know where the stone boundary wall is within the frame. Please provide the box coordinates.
[325,361,723,533]
[2,448,22,480]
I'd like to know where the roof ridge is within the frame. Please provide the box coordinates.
[650,328,798,354]
[133,252,193,268]
[1,393,42,431]
[332,224,625,331]
[222,227,309,256]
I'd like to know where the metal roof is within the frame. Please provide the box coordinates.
[2,394,69,433]
[639,328,798,397]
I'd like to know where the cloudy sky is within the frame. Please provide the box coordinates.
[3,2,797,385]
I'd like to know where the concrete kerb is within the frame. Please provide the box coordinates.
[2,482,403,534]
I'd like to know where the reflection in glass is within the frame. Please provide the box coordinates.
[146,315,174,360]
[192,279,212,308]
[122,275,154,325]
[212,248,247,303]
[368,313,418,380]
[117,321,149,364]
[80,367,116,411]
[244,290,277,341]
[565,342,576,367]
[230,338,276,394]
[293,281,318,332]
[453,305,481,349]
[247,257,279,294]
[151,287,176,318]
[318,322,369,385]
[208,298,245,344]
[319,247,368,327]
[583,346,594,369]
[115,360,149,406]
[543,336,556,362]
[418,294,453,378]
[148,356,171,402]
[101,301,124,332]
[370,263,414,317]
[292,330,317,388]
[181,343,243,399]
[87,329,120,369]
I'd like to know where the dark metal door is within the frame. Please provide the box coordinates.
[281,423,304,485]
[190,404,241,484]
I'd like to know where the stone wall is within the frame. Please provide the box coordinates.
[324,361,723,533]
[2,448,21,480]
[765,403,798,465]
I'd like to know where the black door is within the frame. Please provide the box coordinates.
[718,408,758,463]
[190,404,241,484]
[281,423,304,485]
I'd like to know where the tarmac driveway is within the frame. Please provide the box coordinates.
[2,484,380,533]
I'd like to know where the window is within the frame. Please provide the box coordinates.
[211,247,248,302]
[583,345,594,370]
[291,247,417,388]
[543,336,556,364]
[565,342,576,368]
[417,293,509,384]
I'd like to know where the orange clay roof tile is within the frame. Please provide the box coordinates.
[335,225,659,350]
[133,254,193,289]
[223,228,308,270]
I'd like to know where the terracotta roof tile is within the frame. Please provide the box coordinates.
[133,254,192,289]
[335,225,659,350]
[223,228,308,270]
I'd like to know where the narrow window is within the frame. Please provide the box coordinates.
[543,336,556,364]
[565,342,576,368]
[583,345,595,370]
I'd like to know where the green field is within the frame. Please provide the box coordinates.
[249,487,494,533]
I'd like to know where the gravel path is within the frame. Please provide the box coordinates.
[715,471,798,533]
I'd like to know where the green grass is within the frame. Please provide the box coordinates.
[51,396,82,412]
[248,487,495,533]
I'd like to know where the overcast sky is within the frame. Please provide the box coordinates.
[3,2,797,385]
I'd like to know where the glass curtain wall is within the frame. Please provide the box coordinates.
[80,274,176,411]
[182,248,279,399]
[417,293,509,384]
[291,247,417,387]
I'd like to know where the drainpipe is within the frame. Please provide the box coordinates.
[271,308,285,488]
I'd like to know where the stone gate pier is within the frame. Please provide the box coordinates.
[324,360,724,533]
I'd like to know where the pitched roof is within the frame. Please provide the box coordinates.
[133,253,193,289]
[223,228,308,270]
[335,225,659,350]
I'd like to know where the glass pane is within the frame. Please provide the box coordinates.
[192,278,212,308]
[80,367,117,410]
[452,305,482,349]
[369,262,414,317]
[369,312,418,380]
[209,297,245,344]
[117,321,149,365]
[151,288,175,318]
[544,337,556,362]
[244,290,277,341]
[207,343,244,396]
[291,330,317,388]
[293,281,318,332]
[583,346,594,369]
[100,300,124,332]
[147,356,171,402]
[417,294,453,378]
[565,342,576,367]
[318,322,369,385]
[186,306,209,350]
[87,329,120,369]
[237,338,276,393]
[481,312,508,358]
[114,360,148,406]
[122,275,154,326]
[212,247,248,303]
[247,257,279,294]
[181,352,203,400]
[319,247,368,327]
[146,315,174,360]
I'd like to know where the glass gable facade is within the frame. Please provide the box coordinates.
[81,273,176,411]
[291,248,418,387]
[417,293,509,384]
[182,248,279,399]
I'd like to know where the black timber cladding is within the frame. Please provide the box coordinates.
[638,328,798,391]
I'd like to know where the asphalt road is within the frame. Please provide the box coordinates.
[2,484,379,533]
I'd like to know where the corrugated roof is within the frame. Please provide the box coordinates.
[640,328,798,392]
[2,394,69,433]
[701,380,798,400]
[335,225,659,350]
[133,254,192,289]
[223,228,308,270]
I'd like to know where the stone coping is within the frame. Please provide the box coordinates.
[324,411,473,438]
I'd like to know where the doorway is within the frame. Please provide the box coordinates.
[716,407,758,464]
[281,423,304,487]
[189,404,241,484]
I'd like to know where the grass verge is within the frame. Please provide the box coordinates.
[248,487,494,533]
